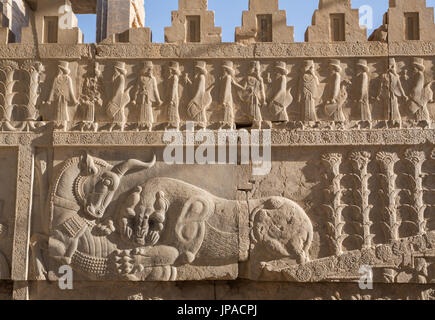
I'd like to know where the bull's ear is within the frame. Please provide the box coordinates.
[79,151,98,176]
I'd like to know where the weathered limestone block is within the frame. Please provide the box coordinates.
[100,27,152,44]
[0,0,29,43]
[387,0,435,41]
[164,0,222,44]
[0,6,11,44]
[305,0,367,42]
[235,0,294,44]
[21,0,83,44]
[96,0,147,43]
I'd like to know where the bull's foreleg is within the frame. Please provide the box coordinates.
[30,234,49,280]
[50,226,88,266]
[63,226,88,264]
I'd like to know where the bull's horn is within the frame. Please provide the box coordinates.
[112,155,156,177]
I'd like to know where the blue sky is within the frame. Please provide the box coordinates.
[77,0,435,43]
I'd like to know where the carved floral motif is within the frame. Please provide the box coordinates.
[376,152,401,241]
[322,153,347,256]
[349,151,374,249]
[403,149,427,236]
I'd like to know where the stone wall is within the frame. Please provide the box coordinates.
[96,0,146,42]
[0,0,28,43]
[0,0,433,300]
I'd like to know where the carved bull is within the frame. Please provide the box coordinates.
[40,153,313,281]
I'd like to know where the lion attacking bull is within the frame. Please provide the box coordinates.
[32,153,313,281]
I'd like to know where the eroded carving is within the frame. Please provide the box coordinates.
[408,58,433,123]
[355,59,372,124]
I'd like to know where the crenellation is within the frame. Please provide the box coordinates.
[235,0,294,44]
[164,0,222,44]
[21,0,83,45]
[305,0,367,43]
[387,0,435,41]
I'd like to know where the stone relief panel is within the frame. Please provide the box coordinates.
[0,51,432,136]
[30,147,251,282]
[0,0,434,302]
[0,56,433,131]
[243,145,435,284]
[27,144,435,286]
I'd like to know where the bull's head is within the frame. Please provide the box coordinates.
[76,153,156,220]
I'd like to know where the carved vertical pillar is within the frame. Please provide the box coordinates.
[11,145,34,300]
[404,149,427,236]
[350,151,374,249]
[376,152,401,241]
[322,153,346,256]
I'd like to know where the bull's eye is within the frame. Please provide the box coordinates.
[103,178,113,187]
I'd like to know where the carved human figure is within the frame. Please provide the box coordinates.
[408,58,432,122]
[107,62,131,131]
[268,61,292,122]
[79,63,103,129]
[298,60,319,122]
[166,62,181,130]
[376,58,408,127]
[132,62,163,131]
[238,61,266,128]
[327,60,342,105]
[47,61,78,125]
[324,60,349,122]
[187,61,212,129]
[327,79,351,122]
[355,59,372,122]
[220,61,243,129]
